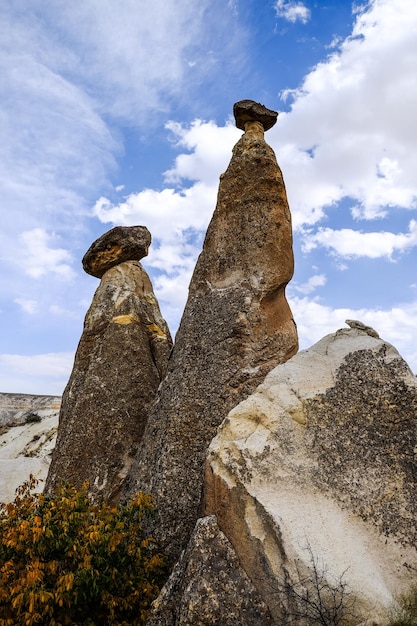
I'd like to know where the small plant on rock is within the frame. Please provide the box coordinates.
[277,543,363,625]
[25,412,42,423]
[0,476,167,625]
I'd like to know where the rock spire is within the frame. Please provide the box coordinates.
[123,100,298,562]
[45,226,172,503]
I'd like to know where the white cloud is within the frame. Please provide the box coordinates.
[14,299,38,315]
[0,353,74,396]
[40,1,204,121]
[164,120,240,185]
[272,0,417,227]
[290,296,417,373]
[18,229,74,280]
[94,183,215,248]
[293,274,327,295]
[274,0,310,23]
[303,220,417,259]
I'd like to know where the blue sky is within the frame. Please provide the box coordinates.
[1,0,416,394]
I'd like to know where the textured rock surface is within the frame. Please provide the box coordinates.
[82,225,151,278]
[204,324,417,623]
[0,394,60,502]
[147,515,273,626]
[45,260,172,502]
[233,99,278,131]
[124,102,298,562]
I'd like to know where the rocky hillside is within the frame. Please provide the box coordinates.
[0,393,60,503]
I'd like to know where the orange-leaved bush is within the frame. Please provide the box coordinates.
[0,476,167,625]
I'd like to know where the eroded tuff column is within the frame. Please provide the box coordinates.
[123,100,298,562]
[45,226,172,503]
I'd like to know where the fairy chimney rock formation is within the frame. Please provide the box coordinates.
[45,226,172,503]
[123,100,298,562]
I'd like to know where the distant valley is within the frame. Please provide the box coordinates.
[0,392,60,502]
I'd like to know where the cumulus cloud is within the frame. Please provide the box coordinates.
[302,220,417,259]
[164,120,240,185]
[272,0,417,227]
[290,296,417,373]
[274,0,310,23]
[18,229,74,280]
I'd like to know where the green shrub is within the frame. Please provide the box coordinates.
[0,476,168,625]
[25,412,42,423]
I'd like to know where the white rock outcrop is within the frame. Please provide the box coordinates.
[204,323,417,624]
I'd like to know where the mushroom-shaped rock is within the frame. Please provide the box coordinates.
[45,259,172,503]
[82,225,151,278]
[233,99,278,131]
[123,100,298,562]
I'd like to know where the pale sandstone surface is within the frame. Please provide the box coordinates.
[123,106,298,562]
[204,324,417,623]
[45,260,172,502]
[82,225,151,278]
[147,515,273,626]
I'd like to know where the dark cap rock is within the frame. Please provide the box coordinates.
[233,100,278,131]
[82,225,151,278]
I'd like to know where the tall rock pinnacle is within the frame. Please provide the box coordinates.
[123,100,298,561]
[45,226,172,503]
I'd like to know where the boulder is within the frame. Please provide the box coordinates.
[45,260,172,503]
[147,515,273,626]
[233,99,278,131]
[82,225,151,278]
[204,323,417,623]
[123,100,298,562]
